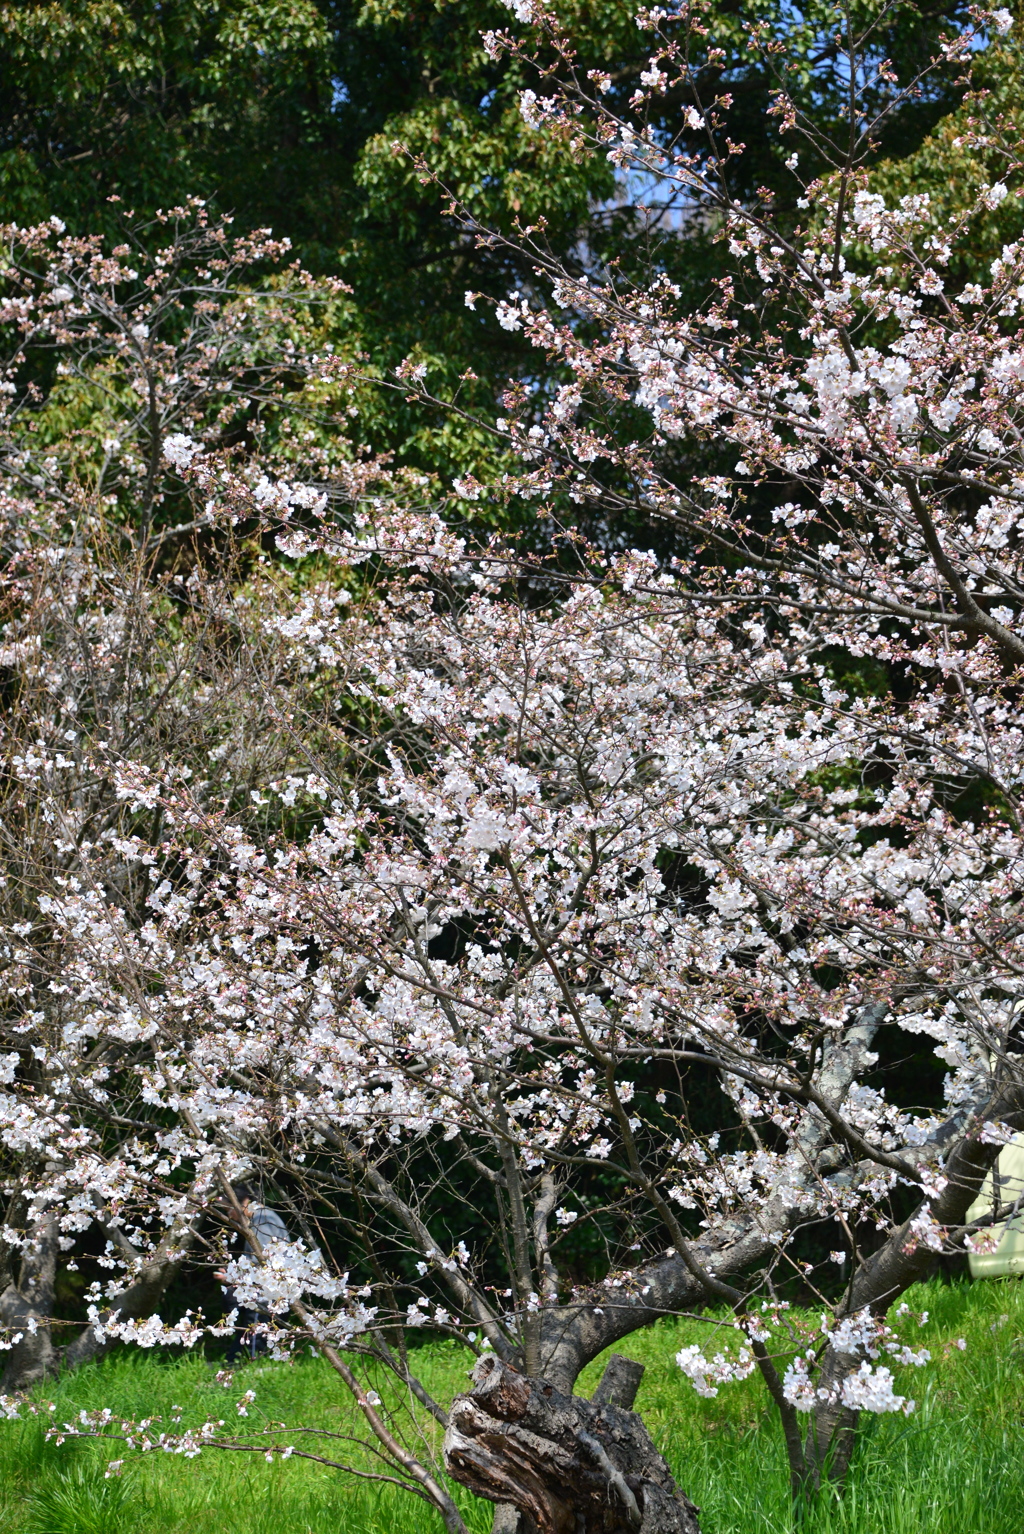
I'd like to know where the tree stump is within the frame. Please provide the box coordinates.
[443,1354,701,1534]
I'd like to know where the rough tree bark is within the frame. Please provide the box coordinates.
[0,1210,60,1389]
[444,1353,701,1534]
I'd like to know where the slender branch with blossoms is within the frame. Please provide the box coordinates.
[0,201,379,549]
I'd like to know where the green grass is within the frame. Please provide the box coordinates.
[0,1277,1021,1533]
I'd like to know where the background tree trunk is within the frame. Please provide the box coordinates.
[0,1210,59,1390]
[0,1213,195,1392]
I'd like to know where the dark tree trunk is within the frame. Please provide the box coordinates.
[0,1211,196,1392]
[0,1211,60,1390]
[803,1087,1024,1489]
[444,1354,701,1534]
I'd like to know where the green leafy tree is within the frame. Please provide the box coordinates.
[0,0,976,486]
[871,12,1024,287]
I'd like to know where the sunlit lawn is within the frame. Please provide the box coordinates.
[2,1275,1022,1534]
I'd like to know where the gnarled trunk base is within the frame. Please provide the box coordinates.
[444,1355,700,1534]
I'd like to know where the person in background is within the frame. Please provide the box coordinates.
[214,1182,289,1364]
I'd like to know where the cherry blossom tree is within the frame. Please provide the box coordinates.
[0,204,383,1391]
[0,496,346,1388]
[5,472,1022,1523]
[2,6,1024,1530]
